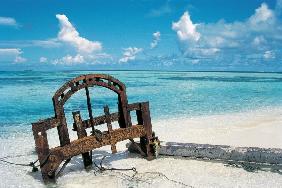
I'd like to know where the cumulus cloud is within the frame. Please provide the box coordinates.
[172,2,282,64]
[119,47,143,63]
[252,36,267,46]
[39,57,48,63]
[0,17,18,27]
[249,3,274,26]
[172,11,200,42]
[191,48,220,56]
[0,48,21,56]
[51,14,110,66]
[0,48,26,63]
[263,50,276,59]
[150,31,161,49]
[56,14,102,54]
[14,56,26,63]
[52,53,112,65]
[53,54,84,65]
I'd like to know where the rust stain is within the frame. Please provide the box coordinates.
[32,74,159,183]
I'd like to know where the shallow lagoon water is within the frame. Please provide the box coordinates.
[1,70,282,133]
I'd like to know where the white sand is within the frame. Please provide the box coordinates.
[155,107,282,148]
[1,108,282,188]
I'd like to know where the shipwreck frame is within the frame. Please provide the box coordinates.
[32,74,156,183]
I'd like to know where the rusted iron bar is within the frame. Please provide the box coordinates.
[104,105,117,153]
[128,102,142,111]
[80,112,119,130]
[139,102,154,160]
[85,86,95,135]
[53,125,146,159]
[32,74,158,183]
[72,111,92,168]
[37,125,146,182]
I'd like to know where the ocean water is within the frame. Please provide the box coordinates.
[1,70,282,136]
[1,70,282,188]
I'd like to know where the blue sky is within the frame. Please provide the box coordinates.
[0,0,281,71]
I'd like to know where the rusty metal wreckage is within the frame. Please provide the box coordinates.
[32,74,160,183]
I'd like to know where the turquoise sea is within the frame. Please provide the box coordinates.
[1,70,282,136]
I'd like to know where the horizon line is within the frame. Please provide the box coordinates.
[1,69,282,74]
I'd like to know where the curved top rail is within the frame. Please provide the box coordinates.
[52,74,127,108]
[51,73,131,145]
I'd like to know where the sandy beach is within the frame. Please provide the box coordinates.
[1,108,282,188]
[2,0,282,187]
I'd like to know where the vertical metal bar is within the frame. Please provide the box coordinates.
[57,111,71,146]
[136,103,143,125]
[141,102,152,138]
[52,98,70,147]
[104,105,117,153]
[32,124,54,182]
[72,111,93,168]
[118,93,132,128]
[118,95,126,128]
[140,102,153,160]
[85,86,95,134]
[104,105,113,131]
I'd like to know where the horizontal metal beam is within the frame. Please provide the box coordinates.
[43,125,147,178]
[79,112,119,130]
[32,117,59,133]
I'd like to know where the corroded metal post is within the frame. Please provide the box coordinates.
[72,111,92,168]
[32,125,54,181]
[32,74,158,183]
[140,102,154,160]
[52,98,70,147]
[104,105,117,153]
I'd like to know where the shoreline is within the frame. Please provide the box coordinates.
[1,107,282,187]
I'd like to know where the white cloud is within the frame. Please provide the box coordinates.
[51,14,107,66]
[14,56,26,63]
[172,11,200,42]
[53,54,84,65]
[249,3,274,26]
[87,53,113,62]
[119,47,143,63]
[196,48,220,56]
[0,48,26,63]
[56,14,102,54]
[171,2,282,64]
[150,31,161,49]
[39,57,48,63]
[0,17,18,26]
[252,36,267,46]
[52,52,112,65]
[263,50,275,59]
[0,48,21,56]
[0,39,61,48]
[32,39,61,48]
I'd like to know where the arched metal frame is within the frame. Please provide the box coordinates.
[32,74,155,183]
[52,74,132,146]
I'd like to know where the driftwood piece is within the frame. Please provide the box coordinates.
[161,142,282,164]
[128,142,282,164]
